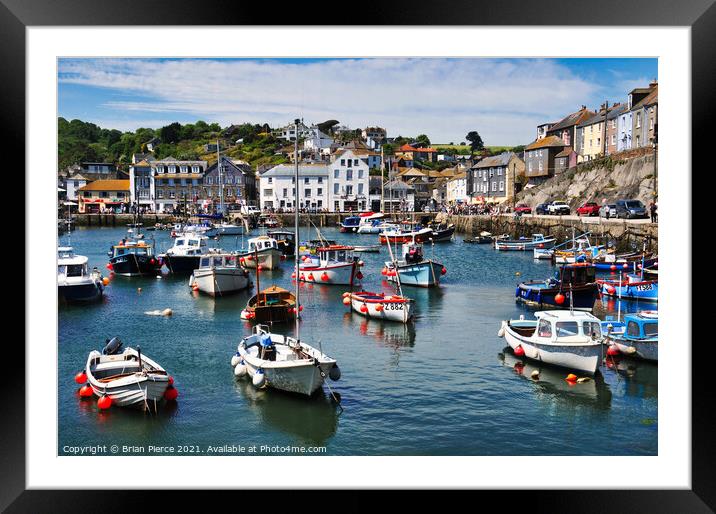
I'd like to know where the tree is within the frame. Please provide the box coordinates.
[160,122,182,144]
[317,119,339,134]
[415,134,431,147]
[466,131,484,152]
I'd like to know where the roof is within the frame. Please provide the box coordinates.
[449,172,467,180]
[555,149,573,158]
[261,164,329,177]
[78,180,130,192]
[397,168,427,177]
[632,85,658,111]
[397,143,436,153]
[474,152,515,168]
[384,180,414,190]
[547,107,594,132]
[524,136,567,151]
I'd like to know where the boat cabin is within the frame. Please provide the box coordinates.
[248,236,279,253]
[401,242,424,263]
[58,247,92,279]
[624,312,658,339]
[518,311,603,340]
[316,245,356,264]
[556,263,597,285]
[198,254,240,269]
[172,235,208,255]
[111,239,155,258]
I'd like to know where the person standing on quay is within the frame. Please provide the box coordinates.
[649,200,657,223]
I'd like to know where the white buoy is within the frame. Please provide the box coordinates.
[230,353,240,367]
[530,370,540,380]
[234,362,247,377]
[497,321,506,338]
[576,377,592,383]
[252,369,265,388]
[329,365,341,381]
[162,308,173,316]
[624,346,637,354]
[519,314,525,320]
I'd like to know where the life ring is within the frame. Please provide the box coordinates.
[640,310,658,318]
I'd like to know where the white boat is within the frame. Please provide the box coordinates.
[498,310,604,375]
[495,233,556,251]
[352,244,381,253]
[234,325,340,396]
[160,232,210,274]
[343,291,413,323]
[172,220,215,237]
[190,253,252,296]
[239,235,283,270]
[356,212,387,234]
[85,338,172,410]
[298,244,362,286]
[58,246,104,302]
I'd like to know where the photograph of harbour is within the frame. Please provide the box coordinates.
[58,57,658,456]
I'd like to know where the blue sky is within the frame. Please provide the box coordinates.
[58,57,657,145]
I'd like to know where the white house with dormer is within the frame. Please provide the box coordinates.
[259,163,329,211]
[329,149,370,212]
[303,127,334,155]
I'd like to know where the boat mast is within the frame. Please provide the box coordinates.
[217,139,224,217]
[294,119,301,341]
[380,145,385,213]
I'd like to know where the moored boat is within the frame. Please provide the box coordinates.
[378,222,433,245]
[267,230,296,257]
[107,229,162,276]
[604,311,658,361]
[297,245,362,286]
[58,246,104,303]
[356,212,386,234]
[516,263,599,311]
[190,253,252,296]
[428,222,455,242]
[160,232,210,274]
[597,271,658,302]
[239,235,283,270]
[241,285,297,323]
[382,239,445,288]
[343,291,413,323]
[83,338,174,410]
[495,233,556,251]
[498,310,604,375]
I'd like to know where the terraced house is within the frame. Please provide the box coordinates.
[468,152,525,203]
[201,156,257,209]
[259,163,329,211]
[330,149,370,211]
[152,157,207,213]
[523,136,567,185]
[77,179,130,214]
[617,82,657,151]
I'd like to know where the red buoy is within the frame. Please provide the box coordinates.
[74,371,87,384]
[381,268,387,275]
[514,345,525,357]
[565,373,578,383]
[257,264,263,272]
[168,376,174,386]
[321,273,329,281]
[308,273,314,281]
[610,264,616,271]
[79,385,94,398]
[97,395,112,410]
[375,304,384,312]
[607,345,620,356]
[106,263,113,271]
[622,263,628,269]
[360,304,368,313]
[164,386,178,401]
[356,271,364,280]
[606,285,616,295]
[291,271,296,279]
[554,293,565,305]
[440,267,447,275]
[150,258,155,265]
[298,305,303,312]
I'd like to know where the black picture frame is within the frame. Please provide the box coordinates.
[5,0,710,510]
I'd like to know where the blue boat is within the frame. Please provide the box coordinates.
[383,240,445,287]
[597,272,658,302]
[339,216,361,233]
[592,255,657,272]
[516,263,598,311]
[606,311,658,361]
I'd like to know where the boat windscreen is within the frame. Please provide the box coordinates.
[643,323,658,337]
[556,321,579,337]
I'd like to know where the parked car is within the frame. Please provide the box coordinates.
[546,201,571,215]
[514,204,532,214]
[599,203,618,218]
[535,203,550,215]
[241,205,261,216]
[576,202,600,216]
[615,199,648,219]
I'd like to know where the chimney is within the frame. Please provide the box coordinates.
[649,79,658,88]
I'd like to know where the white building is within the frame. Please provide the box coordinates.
[274,121,311,141]
[259,164,329,211]
[129,157,156,210]
[329,149,371,212]
[446,172,469,205]
[64,173,90,201]
[303,127,334,155]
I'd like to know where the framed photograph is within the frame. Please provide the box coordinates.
[7,0,711,509]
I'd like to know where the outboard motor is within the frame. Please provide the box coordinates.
[102,337,123,355]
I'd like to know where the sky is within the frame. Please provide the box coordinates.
[58,57,657,146]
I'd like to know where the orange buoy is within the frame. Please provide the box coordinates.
[565,373,578,383]
[554,293,565,305]
[102,277,110,286]
[375,304,384,312]
[342,297,351,305]
[246,255,253,261]
[97,395,112,410]
[79,385,93,397]
[74,371,87,384]
[381,268,387,275]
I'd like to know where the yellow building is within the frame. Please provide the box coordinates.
[577,110,606,162]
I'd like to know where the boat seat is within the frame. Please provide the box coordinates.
[259,346,277,361]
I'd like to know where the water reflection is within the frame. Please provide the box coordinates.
[603,355,658,400]
[498,347,613,410]
[233,379,339,445]
[343,312,416,349]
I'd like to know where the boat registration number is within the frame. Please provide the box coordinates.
[384,303,404,311]
[635,284,653,291]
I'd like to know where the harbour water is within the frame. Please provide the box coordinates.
[58,226,657,456]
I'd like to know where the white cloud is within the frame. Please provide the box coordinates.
[59,58,610,145]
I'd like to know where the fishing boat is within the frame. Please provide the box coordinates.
[382,239,446,288]
[257,214,280,229]
[353,244,381,253]
[428,222,455,242]
[298,245,362,286]
[498,310,604,375]
[84,337,173,410]
[190,253,252,296]
[339,214,361,233]
[343,291,413,323]
[494,233,556,251]
[463,231,495,244]
[604,311,658,361]
[233,325,340,396]
[356,212,387,234]
[107,229,162,276]
[516,262,599,311]
[378,222,433,245]
[232,123,341,398]
[239,235,283,270]
[160,232,210,274]
[597,272,658,302]
[267,230,296,256]
[591,250,657,271]
[241,286,297,323]
[58,246,104,302]
[171,219,215,237]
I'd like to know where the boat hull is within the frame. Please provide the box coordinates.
[192,269,251,296]
[162,254,201,274]
[598,280,658,301]
[348,293,412,323]
[516,282,598,311]
[58,281,103,303]
[387,260,444,288]
[611,336,658,361]
[240,248,282,270]
[503,323,602,375]
[495,238,556,251]
[109,254,162,276]
[379,231,432,245]
[299,262,359,286]
[430,226,455,242]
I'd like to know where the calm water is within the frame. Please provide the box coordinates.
[58,225,657,456]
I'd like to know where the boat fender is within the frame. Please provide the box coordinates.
[624,346,637,355]
[576,377,591,383]
[514,345,525,357]
[231,352,241,367]
[530,370,540,380]
[515,286,521,298]
[329,365,341,381]
[252,369,266,388]
[162,308,173,316]
[497,321,506,338]
[97,395,112,410]
[102,337,123,355]
[234,361,247,377]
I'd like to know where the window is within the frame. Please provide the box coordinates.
[283,188,288,198]
[180,165,188,173]
[206,177,213,185]
[169,166,176,173]
[346,185,353,195]
[305,189,311,197]
[354,159,359,166]
[340,159,345,166]
[318,177,323,184]
[83,191,91,197]
[168,179,174,186]
[317,188,322,196]
[556,321,579,337]
[192,166,200,173]
[358,169,364,179]
[304,177,309,184]
[636,113,641,128]
[334,169,339,178]
[346,169,353,180]
[537,319,552,337]
[644,323,658,337]
[100,191,108,198]
[358,183,364,195]
[334,183,339,194]
[267,177,273,184]
[499,181,504,191]
[264,189,273,197]
[157,190,164,199]
[169,191,175,199]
